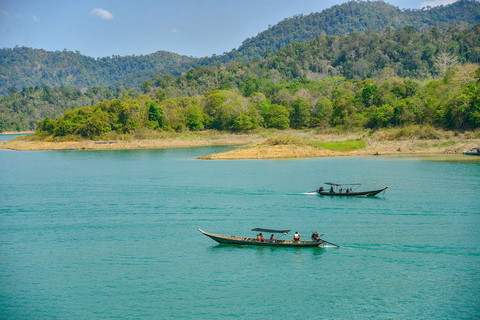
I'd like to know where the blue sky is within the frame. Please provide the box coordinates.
[0,0,458,58]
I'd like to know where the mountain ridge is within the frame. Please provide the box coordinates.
[1,0,479,95]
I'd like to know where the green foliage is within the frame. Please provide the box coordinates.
[0,47,198,95]
[226,0,480,63]
[31,63,480,138]
[290,98,311,128]
[361,83,380,107]
[308,139,366,151]
[148,102,165,129]
[231,110,258,132]
[185,101,205,131]
[260,103,290,129]
[240,78,260,97]
[264,135,365,151]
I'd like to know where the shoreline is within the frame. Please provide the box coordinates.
[1,131,479,159]
[0,134,261,152]
[0,131,34,135]
[198,140,477,159]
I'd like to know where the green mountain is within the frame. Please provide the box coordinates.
[0,47,200,95]
[2,26,479,133]
[1,0,479,95]
[146,25,480,97]
[225,0,480,62]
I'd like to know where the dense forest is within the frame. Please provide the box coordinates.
[35,62,480,139]
[145,25,480,98]
[0,48,199,96]
[221,0,480,63]
[1,0,479,95]
[3,24,480,133]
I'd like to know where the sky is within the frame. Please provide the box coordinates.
[0,0,459,59]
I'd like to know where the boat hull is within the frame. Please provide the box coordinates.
[318,187,387,197]
[198,229,323,247]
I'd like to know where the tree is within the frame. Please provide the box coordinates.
[231,109,258,132]
[434,52,458,76]
[290,98,310,128]
[148,102,164,129]
[264,103,290,129]
[311,97,333,127]
[185,101,205,131]
[361,83,380,107]
[240,77,260,97]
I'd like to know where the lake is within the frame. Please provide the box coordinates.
[0,142,479,319]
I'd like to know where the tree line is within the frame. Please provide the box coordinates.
[36,64,480,138]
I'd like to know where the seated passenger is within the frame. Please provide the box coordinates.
[293,232,301,241]
[258,233,264,242]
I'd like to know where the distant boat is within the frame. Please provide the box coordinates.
[463,147,480,156]
[315,182,387,197]
[198,228,340,247]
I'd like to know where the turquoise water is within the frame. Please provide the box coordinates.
[1,146,479,319]
[0,134,31,142]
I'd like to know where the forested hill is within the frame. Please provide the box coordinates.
[2,25,479,133]
[1,0,479,95]
[0,48,200,95]
[226,0,480,62]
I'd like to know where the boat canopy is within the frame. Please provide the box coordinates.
[251,228,291,234]
[325,182,362,186]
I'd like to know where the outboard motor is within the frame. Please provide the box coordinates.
[311,232,321,242]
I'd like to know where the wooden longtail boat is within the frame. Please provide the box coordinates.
[198,228,340,247]
[463,147,480,156]
[316,182,387,197]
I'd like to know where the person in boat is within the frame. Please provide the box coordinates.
[293,232,301,241]
[270,234,276,242]
[329,186,334,193]
[257,233,264,242]
[319,186,324,192]
[339,188,343,193]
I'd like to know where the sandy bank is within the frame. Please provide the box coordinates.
[198,139,479,159]
[2,131,478,160]
[0,131,34,135]
[0,134,262,151]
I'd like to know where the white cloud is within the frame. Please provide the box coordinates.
[32,15,39,22]
[89,8,113,20]
[0,10,10,16]
[171,28,179,34]
[420,0,456,8]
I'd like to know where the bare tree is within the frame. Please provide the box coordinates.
[433,52,458,76]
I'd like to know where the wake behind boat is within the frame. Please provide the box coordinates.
[315,182,387,197]
[198,228,340,247]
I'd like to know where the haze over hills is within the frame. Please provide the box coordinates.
[1,0,479,95]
